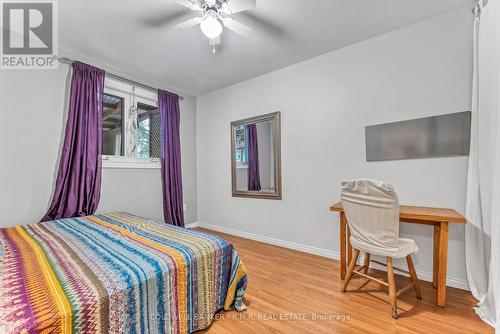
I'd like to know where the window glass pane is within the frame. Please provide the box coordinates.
[103,93,124,156]
[137,102,160,159]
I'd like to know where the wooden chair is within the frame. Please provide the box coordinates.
[340,179,422,319]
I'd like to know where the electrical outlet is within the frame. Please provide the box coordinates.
[183,203,188,212]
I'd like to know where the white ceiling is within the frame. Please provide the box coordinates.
[59,0,473,95]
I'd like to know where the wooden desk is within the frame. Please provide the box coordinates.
[330,202,466,307]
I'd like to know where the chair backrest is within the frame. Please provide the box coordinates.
[341,179,400,249]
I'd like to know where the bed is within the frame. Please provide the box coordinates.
[0,212,247,333]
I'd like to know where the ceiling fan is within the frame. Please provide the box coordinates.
[174,0,256,52]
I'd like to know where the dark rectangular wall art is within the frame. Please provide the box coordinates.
[365,111,471,162]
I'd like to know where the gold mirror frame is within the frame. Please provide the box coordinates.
[231,112,282,200]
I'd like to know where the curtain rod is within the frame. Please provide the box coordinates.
[58,57,184,100]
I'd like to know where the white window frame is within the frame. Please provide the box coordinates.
[102,77,161,169]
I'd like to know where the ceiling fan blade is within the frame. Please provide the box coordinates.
[176,0,202,11]
[223,18,252,37]
[140,9,191,28]
[237,12,286,37]
[174,17,202,30]
[224,0,256,14]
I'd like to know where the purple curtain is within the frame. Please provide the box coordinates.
[158,89,185,227]
[247,124,261,191]
[42,62,105,222]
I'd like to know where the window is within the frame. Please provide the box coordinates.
[137,102,161,159]
[102,93,124,156]
[101,78,161,169]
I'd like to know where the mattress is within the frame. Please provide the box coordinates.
[0,212,247,333]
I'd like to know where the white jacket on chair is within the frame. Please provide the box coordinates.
[341,179,418,258]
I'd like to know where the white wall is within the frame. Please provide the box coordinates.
[0,60,197,226]
[197,10,473,288]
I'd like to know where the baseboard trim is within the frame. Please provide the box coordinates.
[185,222,199,229]
[200,222,339,259]
[197,222,470,291]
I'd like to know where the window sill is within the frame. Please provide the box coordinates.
[236,165,248,169]
[102,156,161,170]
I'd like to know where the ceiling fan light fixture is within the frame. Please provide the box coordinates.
[173,0,255,50]
[200,15,222,39]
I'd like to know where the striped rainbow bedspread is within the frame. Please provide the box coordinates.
[0,212,247,333]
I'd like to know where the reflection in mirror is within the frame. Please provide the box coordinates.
[231,112,281,200]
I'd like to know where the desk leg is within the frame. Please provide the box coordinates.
[340,212,347,280]
[437,222,449,307]
[433,224,440,288]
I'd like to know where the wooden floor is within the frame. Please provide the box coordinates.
[198,228,492,334]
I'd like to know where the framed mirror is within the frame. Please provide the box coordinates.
[231,112,282,200]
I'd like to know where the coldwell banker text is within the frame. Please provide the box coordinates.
[1,0,58,69]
